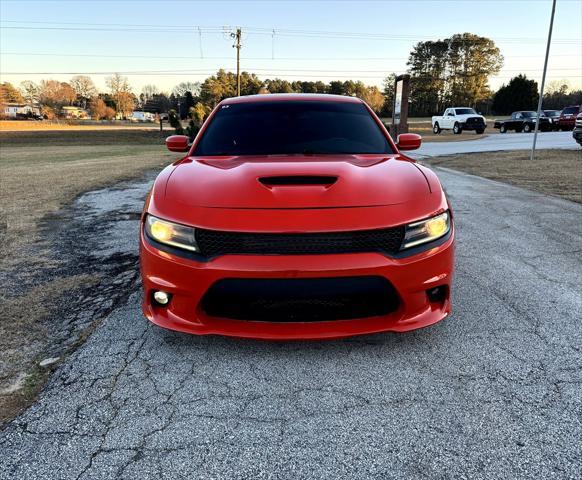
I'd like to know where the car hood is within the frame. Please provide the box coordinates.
[164,154,430,209]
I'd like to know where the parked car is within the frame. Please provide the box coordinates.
[493,111,551,133]
[140,94,454,339]
[542,109,561,131]
[556,105,581,131]
[432,107,486,135]
[573,112,582,147]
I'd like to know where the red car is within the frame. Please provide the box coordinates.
[140,94,455,340]
[557,105,581,131]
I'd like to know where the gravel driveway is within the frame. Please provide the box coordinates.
[1,168,581,479]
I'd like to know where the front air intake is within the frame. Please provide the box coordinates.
[259,175,337,186]
[201,276,400,322]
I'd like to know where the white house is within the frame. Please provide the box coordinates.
[2,103,41,118]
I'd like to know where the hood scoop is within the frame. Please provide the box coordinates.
[259,175,337,187]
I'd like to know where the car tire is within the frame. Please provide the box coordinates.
[476,129,484,134]
[453,123,462,134]
[433,123,441,134]
[524,124,532,133]
[500,124,507,133]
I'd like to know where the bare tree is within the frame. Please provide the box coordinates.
[89,98,108,120]
[38,80,76,111]
[106,73,134,118]
[141,84,160,102]
[70,75,97,109]
[172,81,201,97]
[20,81,40,106]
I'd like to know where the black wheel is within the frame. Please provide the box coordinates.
[476,129,484,134]
[453,122,462,134]
[500,124,507,133]
[433,122,441,134]
[523,124,532,133]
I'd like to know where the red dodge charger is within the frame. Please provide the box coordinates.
[140,94,454,339]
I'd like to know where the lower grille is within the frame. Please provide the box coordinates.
[465,117,485,125]
[201,276,400,322]
[195,227,405,257]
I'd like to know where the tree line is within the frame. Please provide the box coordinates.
[1,31,580,122]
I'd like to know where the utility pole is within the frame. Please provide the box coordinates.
[231,28,242,96]
[531,0,556,161]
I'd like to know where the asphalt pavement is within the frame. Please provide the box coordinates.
[1,164,581,479]
[415,130,577,157]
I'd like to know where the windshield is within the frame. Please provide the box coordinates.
[193,100,393,156]
[562,106,580,115]
[521,111,538,118]
[544,110,560,116]
[454,108,477,115]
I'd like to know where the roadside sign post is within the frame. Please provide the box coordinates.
[531,0,557,161]
[392,74,410,138]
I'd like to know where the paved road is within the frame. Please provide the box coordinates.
[1,168,582,479]
[415,130,577,157]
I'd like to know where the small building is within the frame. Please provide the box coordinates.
[131,111,156,122]
[2,103,41,119]
[61,106,88,119]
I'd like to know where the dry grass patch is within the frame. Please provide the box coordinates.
[423,149,582,203]
[0,120,170,131]
[0,131,181,262]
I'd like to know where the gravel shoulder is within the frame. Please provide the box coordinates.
[1,166,581,478]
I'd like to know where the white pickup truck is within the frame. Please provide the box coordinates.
[431,107,487,135]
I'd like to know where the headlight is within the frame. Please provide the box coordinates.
[401,211,451,249]
[144,214,199,252]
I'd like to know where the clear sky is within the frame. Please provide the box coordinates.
[1,0,581,95]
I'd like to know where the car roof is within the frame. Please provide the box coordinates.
[220,93,364,105]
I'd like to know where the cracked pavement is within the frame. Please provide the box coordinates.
[1,167,581,479]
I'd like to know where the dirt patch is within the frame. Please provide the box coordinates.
[423,149,582,203]
[0,130,181,426]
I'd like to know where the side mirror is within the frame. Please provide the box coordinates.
[396,133,422,151]
[166,135,190,152]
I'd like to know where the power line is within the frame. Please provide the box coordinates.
[1,21,580,45]
[1,51,580,61]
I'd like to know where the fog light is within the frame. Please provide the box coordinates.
[153,291,171,305]
[427,286,447,303]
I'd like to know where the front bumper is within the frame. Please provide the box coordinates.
[140,226,455,340]
[460,122,486,131]
[558,119,575,130]
[573,128,582,145]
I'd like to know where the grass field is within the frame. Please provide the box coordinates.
[423,149,582,204]
[0,130,180,262]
